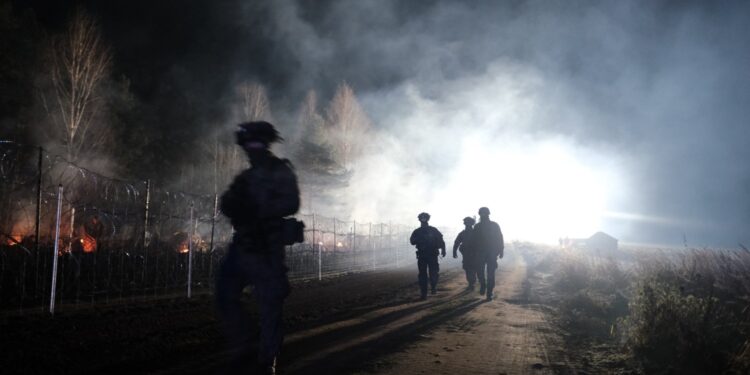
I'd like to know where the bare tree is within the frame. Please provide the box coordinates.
[209,133,247,195]
[325,82,371,169]
[298,90,326,144]
[236,81,272,122]
[43,9,112,163]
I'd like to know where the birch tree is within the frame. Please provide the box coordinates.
[236,81,272,122]
[44,9,112,163]
[325,82,371,169]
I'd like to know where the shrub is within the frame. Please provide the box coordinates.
[623,250,750,374]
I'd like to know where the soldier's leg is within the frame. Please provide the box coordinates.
[250,252,289,367]
[215,248,252,366]
[417,258,428,298]
[486,258,498,299]
[429,256,439,294]
[468,267,477,287]
[254,280,287,365]
[477,261,487,295]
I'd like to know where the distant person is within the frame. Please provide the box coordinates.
[410,212,446,300]
[216,121,301,375]
[453,216,479,290]
[473,207,504,301]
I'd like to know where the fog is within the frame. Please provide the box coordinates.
[220,0,747,246]
[22,0,750,246]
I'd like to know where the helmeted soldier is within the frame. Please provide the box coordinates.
[410,212,446,300]
[453,216,478,290]
[216,121,300,374]
[473,207,504,301]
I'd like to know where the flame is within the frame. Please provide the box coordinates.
[336,242,343,248]
[4,234,22,246]
[80,233,97,253]
[178,243,189,254]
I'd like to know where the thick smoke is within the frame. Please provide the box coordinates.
[222,0,749,246]
[24,0,749,246]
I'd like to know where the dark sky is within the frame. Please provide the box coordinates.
[16,0,750,246]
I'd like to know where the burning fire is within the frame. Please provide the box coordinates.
[4,234,22,246]
[80,233,97,253]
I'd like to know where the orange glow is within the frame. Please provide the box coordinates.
[80,233,97,253]
[4,234,22,246]
[178,242,189,254]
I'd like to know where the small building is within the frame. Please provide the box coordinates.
[586,231,618,252]
[561,231,618,252]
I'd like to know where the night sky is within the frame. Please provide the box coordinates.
[8,0,750,246]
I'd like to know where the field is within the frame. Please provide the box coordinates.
[2,244,749,374]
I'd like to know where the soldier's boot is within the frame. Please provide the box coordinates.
[431,287,437,295]
[260,357,276,375]
[479,285,486,296]
[485,287,494,301]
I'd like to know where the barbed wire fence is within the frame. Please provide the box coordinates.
[0,142,417,315]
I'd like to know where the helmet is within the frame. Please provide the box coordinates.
[463,216,475,226]
[235,121,283,146]
[478,207,490,216]
[417,212,430,221]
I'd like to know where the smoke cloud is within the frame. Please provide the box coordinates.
[28,0,750,246]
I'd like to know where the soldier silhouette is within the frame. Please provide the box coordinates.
[453,216,479,290]
[473,207,504,301]
[216,121,300,375]
[410,212,446,300]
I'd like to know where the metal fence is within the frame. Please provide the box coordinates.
[0,143,416,314]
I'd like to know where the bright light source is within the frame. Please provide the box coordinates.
[433,135,623,243]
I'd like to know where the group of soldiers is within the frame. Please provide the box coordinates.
[214,121,506,374]
[409,207,505,301]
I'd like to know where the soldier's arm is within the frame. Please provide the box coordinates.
[220,174,254,220]
[452,232,463,257]
[496,224,505,258]
[436,228,446,256]
[257,164,300,219]
[410,229,418,245]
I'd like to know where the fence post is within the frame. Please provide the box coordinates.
[388,221,398,268]
[209,193,217,255]
[49,184,63,315]
[187,202,194,298]
[35,146,43,299]
[333,218,337,254]
[142,180,150,283]
[369,222,373,270]
[208,193,218,285]
[314,214,321,280]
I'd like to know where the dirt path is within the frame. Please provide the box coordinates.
[276,251,573,374]
[1,250,573,374]
[361,251,573,375]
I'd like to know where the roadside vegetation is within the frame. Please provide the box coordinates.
[522,244,750,374]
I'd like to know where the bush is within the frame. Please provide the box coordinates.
[623,250,750,374]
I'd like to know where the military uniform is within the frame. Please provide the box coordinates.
[216,122,300,374]
[453,226,479,288]
[410,221,446,298]
[473,217,504,299]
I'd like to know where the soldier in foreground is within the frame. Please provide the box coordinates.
[410,212,446,300]
[453,216,478,290]
[473,207,504,301]
[216,121,300,375]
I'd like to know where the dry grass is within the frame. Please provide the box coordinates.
[527,245,750,374]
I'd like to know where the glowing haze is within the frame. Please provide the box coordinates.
[28,0,749,246]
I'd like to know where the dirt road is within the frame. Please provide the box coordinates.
[278,250,572,374]
[2,250,574,374]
